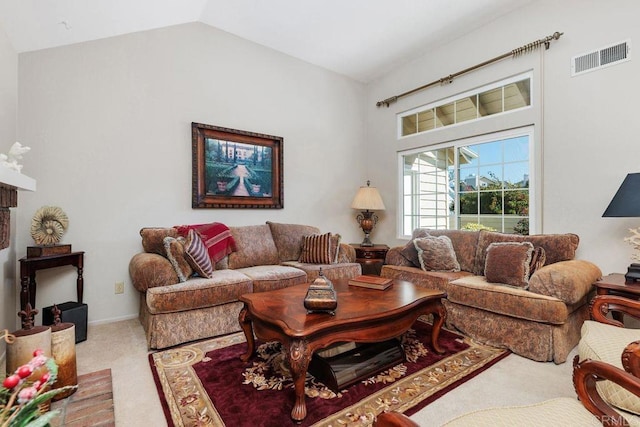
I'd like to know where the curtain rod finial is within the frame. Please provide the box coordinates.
[376,96,398,108]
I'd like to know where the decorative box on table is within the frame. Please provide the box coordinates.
[27,244,72,258]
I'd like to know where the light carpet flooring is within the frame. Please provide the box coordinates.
[79,319,579,426]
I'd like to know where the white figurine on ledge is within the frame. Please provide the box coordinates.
[0,142,30,173]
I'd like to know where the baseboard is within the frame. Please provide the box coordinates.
[88,313,138,326]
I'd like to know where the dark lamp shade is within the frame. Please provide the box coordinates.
[603,173,640,217]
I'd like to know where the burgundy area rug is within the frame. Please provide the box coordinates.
[149,319,509,427]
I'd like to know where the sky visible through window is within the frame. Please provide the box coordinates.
[459,135,529,187]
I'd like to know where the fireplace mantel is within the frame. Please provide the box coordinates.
[0,167,36,249]
[0,167,36,192]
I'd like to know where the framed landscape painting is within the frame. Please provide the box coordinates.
[191,122,283,209]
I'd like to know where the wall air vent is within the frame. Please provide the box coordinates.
[571,40,630,76]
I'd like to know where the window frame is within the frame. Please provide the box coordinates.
[397,72,533,139]
[397,126,535,239]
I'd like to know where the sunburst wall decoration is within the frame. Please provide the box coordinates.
[30,206,69,246]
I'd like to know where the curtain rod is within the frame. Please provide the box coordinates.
[376,31,563,108]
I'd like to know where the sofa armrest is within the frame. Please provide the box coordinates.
[384,246,414,267]
[129,252,179,292]
[528,259,602,304]
[337,243,356,263]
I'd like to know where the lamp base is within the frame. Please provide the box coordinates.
[360,233,374,247]
[356,211,378,248]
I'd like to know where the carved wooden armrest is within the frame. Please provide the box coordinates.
[573,355,640,426]
[373,411,420,427]
[622,341,640,377]
[590,295,640,327]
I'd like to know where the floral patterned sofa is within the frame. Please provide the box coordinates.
[129,222,361,349]
[381,229,602,363]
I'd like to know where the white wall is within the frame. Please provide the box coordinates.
[16,23,366,324]
[0,26,20,336]
[365,0,640,276]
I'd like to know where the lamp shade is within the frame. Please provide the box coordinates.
[603,173,640,217]
[351,181,385,211]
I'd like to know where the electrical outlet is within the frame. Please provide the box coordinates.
[115,281,125,294]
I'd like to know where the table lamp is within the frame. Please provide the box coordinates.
[351,181,385,247]
[602,173,640,281]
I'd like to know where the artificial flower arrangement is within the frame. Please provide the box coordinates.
[0,348,75,427]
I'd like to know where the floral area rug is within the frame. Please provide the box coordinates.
[149,319,509,427]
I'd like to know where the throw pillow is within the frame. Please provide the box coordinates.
[413,235,461,272]
[299,232,333,264]
[163,236,193,282]
[330,233,341,264]
[183,229,214,278]
[399,237,426,267]
[484,242,534,288]
[529,246,546,277]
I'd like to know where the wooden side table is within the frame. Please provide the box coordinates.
[593,273,640,322]
[594,273,640,298]
[350,244,389,276]
[19,251,85,327]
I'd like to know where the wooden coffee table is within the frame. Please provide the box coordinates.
[238,278,446,422]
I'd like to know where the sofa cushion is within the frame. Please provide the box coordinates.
[282,261,361,282]
[140,227,179,255]
[413,235,461,272]
[163,236,193,282]
[266,221,320,261]
[145,270,253,314]
[475,230,579,275]
[579,320,640,416]
[235,265,307,293]
[448,275,571,324]
[299,232,333,264]
[228,225,280,269]
[528,260,601,305]
[183,229,214,278]
[336,243,357,264]
[413,229,480,273]
[381,264,472,293]
[484,242,534,288]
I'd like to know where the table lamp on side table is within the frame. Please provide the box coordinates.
[351,180,385,247]
[603,172,640,281]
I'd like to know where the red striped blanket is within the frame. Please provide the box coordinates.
[174,222,237,263]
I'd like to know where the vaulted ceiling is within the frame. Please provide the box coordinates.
[0,0,537,82]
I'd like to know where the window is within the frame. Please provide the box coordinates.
[400,128,532,236]
[399,74,531,137]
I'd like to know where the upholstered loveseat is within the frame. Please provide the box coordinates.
[129,222,361,349]
[381,229,602,363]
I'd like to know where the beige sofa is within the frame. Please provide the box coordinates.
[381,229,602,363]
[129,222,361,349]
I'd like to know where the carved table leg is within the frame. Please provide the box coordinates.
[430,301,446,354]
[28,273,37,311]
[77,265,84,303]
[287,339,311,422]
[239,305,255,362]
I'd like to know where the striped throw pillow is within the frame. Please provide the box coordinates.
[299,233,332,264]
[184,229,214,278]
